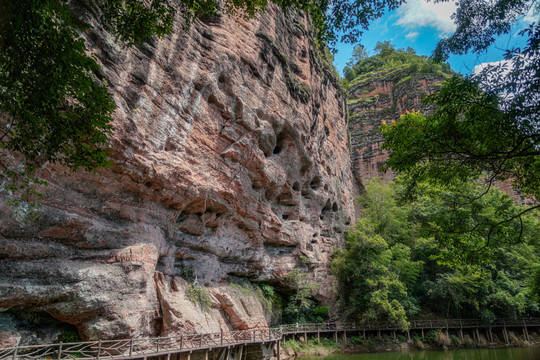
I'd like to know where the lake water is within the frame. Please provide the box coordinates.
[297,347,540,360]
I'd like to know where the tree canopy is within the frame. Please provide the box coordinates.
[333,178,539,328]
[342,41,452,85]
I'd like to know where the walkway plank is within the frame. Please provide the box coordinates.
[1,318,538,360]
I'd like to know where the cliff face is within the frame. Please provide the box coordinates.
[0,5,355,343]
[347,65,451,193]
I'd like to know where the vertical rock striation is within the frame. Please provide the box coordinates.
[347,66,451,193]
[0,5,355,342]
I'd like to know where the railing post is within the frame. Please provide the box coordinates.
[523,319,530,341]
[57,342,63,360]
[221,330,223,345]
[157,337,160,352]
[253,329,256,341]
[180,335,184,349]
[97,340,102,360]
[129,339,133,357]
[199,335,203,348]
[12,346,18,360]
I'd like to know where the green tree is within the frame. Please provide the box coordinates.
[334,178,539,323]
[332,179,423,329]
[357,178,409,244]
[0,0,115,172]
[381,1,539,213]
[332,227,411,329]
[427,265,491,317]
[282,269,319,323]
[381,80,539,244]
[0,0,180,216]
[346,44,369,67]
[343,42,452,85]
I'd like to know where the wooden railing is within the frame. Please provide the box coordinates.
[1,319,538,360]
[0,328,281,360]
[280,318,540,333]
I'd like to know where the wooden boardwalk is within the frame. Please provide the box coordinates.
[1,318,538,360]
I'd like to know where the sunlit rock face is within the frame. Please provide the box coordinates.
[0,4,355,342]
[347,67,449,193]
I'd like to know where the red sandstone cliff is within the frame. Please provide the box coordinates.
[0,6,355,343]
[346,64,531,205]
[347,66,450,193]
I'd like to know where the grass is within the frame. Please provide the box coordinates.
[347,94,380,106]
[282,338,340,355]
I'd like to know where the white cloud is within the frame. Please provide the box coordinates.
[473,60,511,75]
[405,31,420,40]
[396,0,457,35]
[521,1,540,25]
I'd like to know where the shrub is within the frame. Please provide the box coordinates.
[186,284,212,312]
[424,330,438,343]
[313,305,329,319]
[61,329,81,343]
[260,284,275,298]
[349,336,364,344]
[283,339,301,352]
[366,338,376,350]
[396,334,407,342]
[435,330,451,347]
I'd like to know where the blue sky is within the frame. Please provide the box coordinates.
[332,0,538,75]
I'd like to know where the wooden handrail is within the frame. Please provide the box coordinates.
[1,318,538,360]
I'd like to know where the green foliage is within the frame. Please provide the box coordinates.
[186,284,212,312]
[356,178,409,244]
[227,278,283,323]
[282,269,319,323]
[0,0,114,172]
[346,44,369,69]
[344,42,452,87]
[424,330,438,343]
[313,305,329,319]
[333,178,539,327]
[348,336,364,344]
[432,0,536,62]
[381,76,539,203]
[61,329,81,343]
[283,339,302,352]
[381,20,539,228]
[382,103,539,258]
[260,283,276,298]
[531,267,540,303]
[3,164,47,222]
[299,255,313,265]
[178,266,196,282]
[98,0,175,46]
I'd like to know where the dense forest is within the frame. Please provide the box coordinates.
[333,176,539,328]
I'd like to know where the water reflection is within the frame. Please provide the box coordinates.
[298,347,540,360]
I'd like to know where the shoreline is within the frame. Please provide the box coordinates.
[280,330,540,359]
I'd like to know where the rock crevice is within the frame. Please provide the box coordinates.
[0,5,355,342]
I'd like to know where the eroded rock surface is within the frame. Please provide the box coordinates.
[347,67,450,193]
[0,5,354,342]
